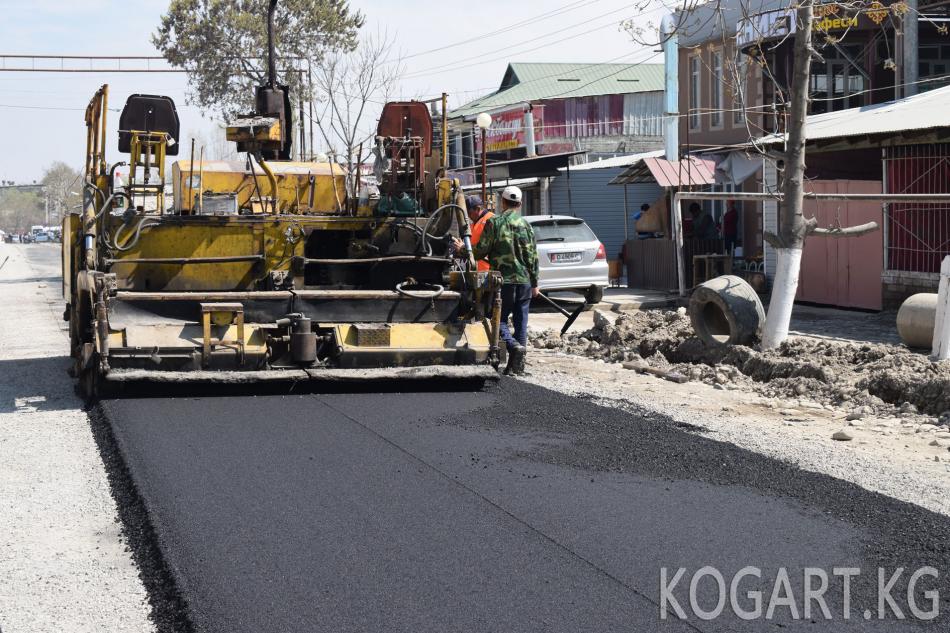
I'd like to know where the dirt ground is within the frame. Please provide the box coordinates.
[533,308,950,419]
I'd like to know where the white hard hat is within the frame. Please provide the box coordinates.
[501,186,522,203]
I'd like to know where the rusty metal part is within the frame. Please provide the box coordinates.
[489,287,502,360]
[105,255,264,266]
[104,365,499,383]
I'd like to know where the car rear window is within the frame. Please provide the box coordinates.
[530,219,596,243]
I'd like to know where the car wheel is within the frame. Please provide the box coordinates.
[584,285,604,304]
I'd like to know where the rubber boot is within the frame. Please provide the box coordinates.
[513,346,528,376]
[504,344,525,376]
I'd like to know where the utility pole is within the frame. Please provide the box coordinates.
[902,0,919,98]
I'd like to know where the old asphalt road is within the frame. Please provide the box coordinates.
[19,246,950,632]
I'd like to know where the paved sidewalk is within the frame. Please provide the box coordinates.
[788,304,902,346]
[0,244,153,633]
[547,286,676,312]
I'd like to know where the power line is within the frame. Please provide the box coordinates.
[0,102,120,112]
[402,4,639,79]
[398,0,605,61]
[442,51,663,117]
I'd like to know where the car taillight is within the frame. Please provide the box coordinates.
[595,243,606,260]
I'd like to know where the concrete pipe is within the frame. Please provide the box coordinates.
[688,275,766,347]
[896,293,937,349]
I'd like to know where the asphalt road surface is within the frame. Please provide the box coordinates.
[93,380,950,633]
[25,245,950,632]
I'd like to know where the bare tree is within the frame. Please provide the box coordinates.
[41,161,83,224]
[183,126,240,162]
[310,30,405,196]
[628,0,907,349]
[758,1,882,347]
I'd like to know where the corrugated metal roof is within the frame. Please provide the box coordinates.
[461,177,539,192]
[450,62,664,119]
[566,150,664,171]
[674,0,787,47]
[609,156,716,187]
[756,84,950,146]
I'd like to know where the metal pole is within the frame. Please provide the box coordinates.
[903,1,919,98]
[298,77,306,161]
[676,191,950,203]
[441,93,449,170]
[307,61,314,161]
[672,191,685,298]
[671,189,950,298]
[480,127,487,204]
[623,184,629,241]
[566,162,574,217]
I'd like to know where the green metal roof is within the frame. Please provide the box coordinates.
[450,62,664,119]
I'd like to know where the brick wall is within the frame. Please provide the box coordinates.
[882,272,940,309]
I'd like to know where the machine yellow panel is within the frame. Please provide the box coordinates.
[172,160,347,214]
[226,116,281,143]
[336,323,491,350]
[104,221,281,291]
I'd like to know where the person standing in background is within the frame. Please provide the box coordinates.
[722,200,739,254]
[465,195,494,272]
[454,186,538,375]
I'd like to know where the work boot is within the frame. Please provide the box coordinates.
[504,344,526,376]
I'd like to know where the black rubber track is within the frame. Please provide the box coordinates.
[98,379,950,633]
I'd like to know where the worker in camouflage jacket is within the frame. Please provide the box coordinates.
[455,186,539,375]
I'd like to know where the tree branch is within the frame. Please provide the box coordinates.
[808,221,880,238]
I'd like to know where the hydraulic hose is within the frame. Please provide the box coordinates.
[107,216,161,252]
[422,203,472,265]
[395,281,445,300]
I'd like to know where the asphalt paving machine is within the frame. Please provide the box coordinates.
[62,1,501,397]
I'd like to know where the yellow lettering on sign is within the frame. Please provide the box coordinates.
[813,15,858,31]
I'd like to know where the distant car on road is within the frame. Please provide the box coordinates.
[524,215,609,303]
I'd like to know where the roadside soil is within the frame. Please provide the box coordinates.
[0,243,154,633]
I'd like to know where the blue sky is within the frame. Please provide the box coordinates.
[0,0,654,182]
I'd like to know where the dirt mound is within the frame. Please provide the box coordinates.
[531,309,950,422]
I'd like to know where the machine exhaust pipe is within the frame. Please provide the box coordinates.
[267,0,278,88]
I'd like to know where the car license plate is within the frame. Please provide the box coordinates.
[550,252,582,263]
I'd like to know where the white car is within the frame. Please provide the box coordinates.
[524,215,609,302]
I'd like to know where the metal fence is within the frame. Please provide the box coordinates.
[883,143,950,275]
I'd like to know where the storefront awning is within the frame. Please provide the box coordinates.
[608,156,716,187]
[451,150,587,179]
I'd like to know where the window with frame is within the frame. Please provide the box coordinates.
[711,50,723,127]
[689,55,700,130]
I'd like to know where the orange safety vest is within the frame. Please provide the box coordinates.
[470,211,494,272]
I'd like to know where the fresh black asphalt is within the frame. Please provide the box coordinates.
[94,379,950,633]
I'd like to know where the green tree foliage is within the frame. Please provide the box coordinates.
[0,189,43,234]
[41,161,83,222]
[153,0,364,118]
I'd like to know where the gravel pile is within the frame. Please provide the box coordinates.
[531,308,950,423]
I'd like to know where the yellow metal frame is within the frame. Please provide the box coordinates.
[128,130,169,213]
[200,303,245,367]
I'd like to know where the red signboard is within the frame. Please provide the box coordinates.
[475,105,545,153]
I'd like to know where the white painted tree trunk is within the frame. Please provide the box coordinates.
[762,248,803,349]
